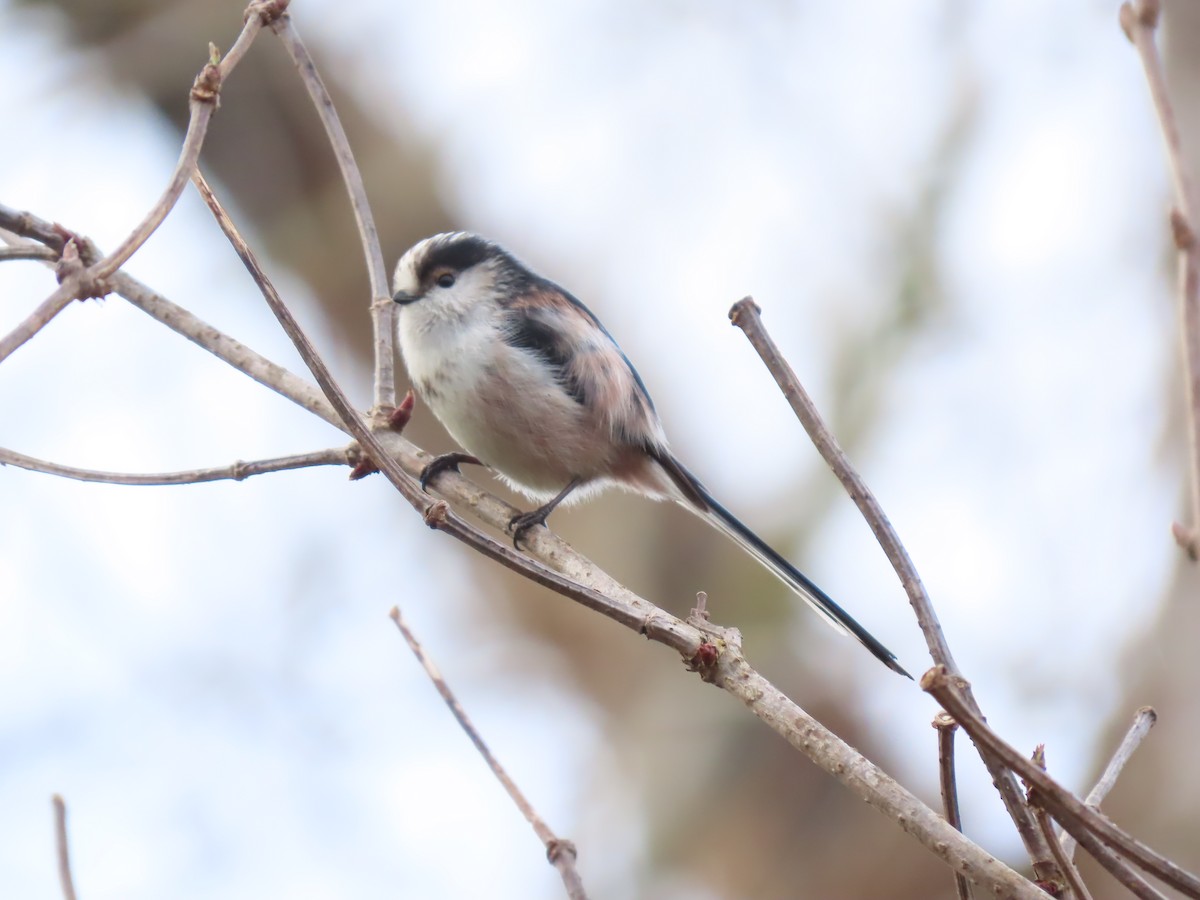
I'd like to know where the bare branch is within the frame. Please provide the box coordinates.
[0,279,77,362]
[1061,706,1157,862]
[1121,0,1200,557]
[924,666,1200,898]
[0,245,57,262]
[729,297,1056,882]
[1028,746,1093,900]
[0,446,350,486]
[0,200,345,431]
[269,12,395,416]
[389,607,588,899]
[51,795,77,900]
[933,712,971,900]
[0,10,272,368]
[190,167,1044,898]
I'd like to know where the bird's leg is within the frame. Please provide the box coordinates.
[419,452,483,492]
[509,478,584,549]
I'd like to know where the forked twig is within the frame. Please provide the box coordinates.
[0,8,270,367]
[389,607,588,899]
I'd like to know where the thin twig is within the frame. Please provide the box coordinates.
[1033,804,1093,900]
[51,795,77,900]
[933,712,971,900]
[1061,706,1157,861]
[1121,0,1200,558]
[270,12,395,416]
[389,607,588,899]
[1,203,342,430]
[0,245,57,262]
[729,297,1057,882]
[1043,800,1169,900]
[0,446,349,485]
[0,280,78,362]
[1028,746,1093,900]
[924,666,1200,898]
[0,7,272,368]
[190,171,1044,899]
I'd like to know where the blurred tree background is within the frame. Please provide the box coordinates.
[3,1,1199,898]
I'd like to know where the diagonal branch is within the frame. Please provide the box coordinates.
[1061,706,1157,862]
[389,607,588,900]
[729,297,1057,882]
[0,446,350,486]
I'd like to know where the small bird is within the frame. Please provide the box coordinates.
[392,232,908,677]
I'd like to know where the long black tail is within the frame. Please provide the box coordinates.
[650,449,910,678]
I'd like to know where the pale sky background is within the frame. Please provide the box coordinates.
[0,0,1183,898]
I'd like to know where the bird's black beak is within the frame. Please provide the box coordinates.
[393,290,420,305]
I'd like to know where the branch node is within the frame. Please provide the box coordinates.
[1171,208,1196,251]
[1171,520,1199,560]
[245,0,290,26]
[190,55,223,104]
[1137,0,1161,29]
[423,499,450,529]
[932,710,958,733]
[387,390,416,432]
[685,639,722,681]
[728,295,762,327]
[545,838,578,864]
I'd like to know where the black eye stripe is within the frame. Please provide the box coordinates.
[416,235,494,286]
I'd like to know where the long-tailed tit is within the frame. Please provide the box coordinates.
[392,232,908,677]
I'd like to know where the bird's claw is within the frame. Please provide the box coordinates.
[419,452,482,492]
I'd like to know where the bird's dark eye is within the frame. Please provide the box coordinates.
[436,272,456,288]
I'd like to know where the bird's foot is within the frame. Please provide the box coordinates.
[419,452,482,492]
[507,506,552,550]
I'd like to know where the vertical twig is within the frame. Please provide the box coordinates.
[269,11,396,416]
[1061,707,1157,861]
[729,298,1058,883]
[1028,746,1094,900]
[51,795,78,900]
[389,608,588,899]
[1121,0,1200,558]
[933,712,972,900]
